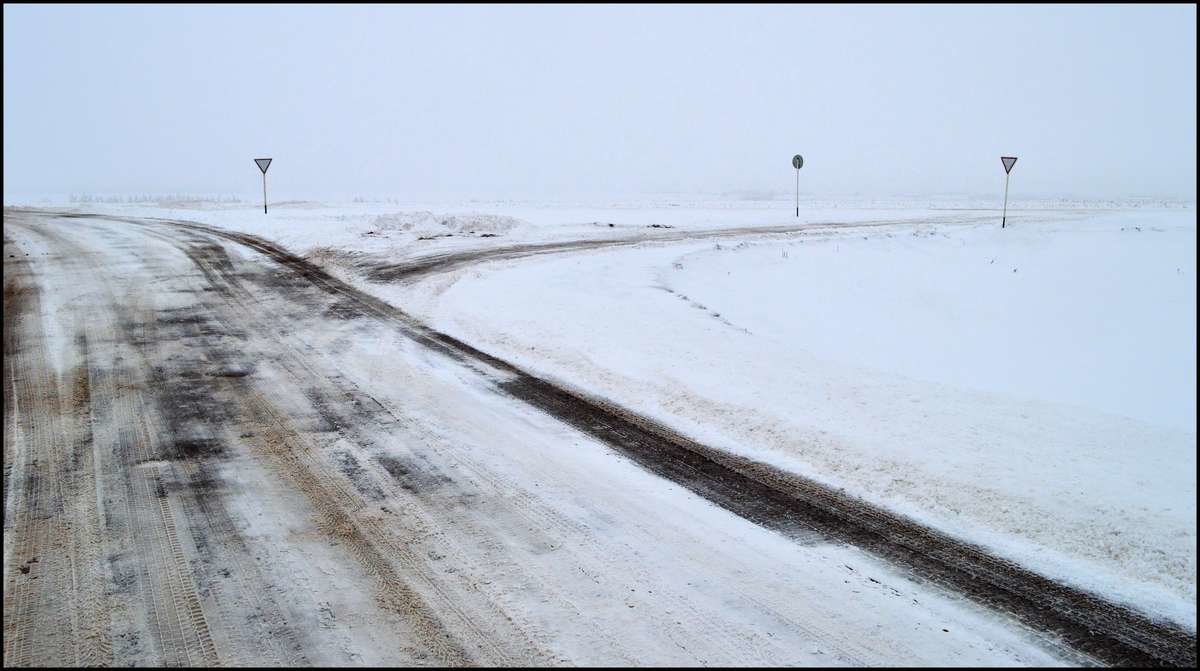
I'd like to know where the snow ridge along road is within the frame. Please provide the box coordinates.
[3,208,1195,667]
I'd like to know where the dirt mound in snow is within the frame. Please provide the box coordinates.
[370,211,525,238]
[302,245,369,274]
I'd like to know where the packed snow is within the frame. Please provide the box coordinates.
[18,195,1196,630]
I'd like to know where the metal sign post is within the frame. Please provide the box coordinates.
[1000,156,1017,228]
[255,158,273,214]
[792,154,804,217]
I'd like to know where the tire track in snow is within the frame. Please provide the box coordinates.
[360,217,984,283]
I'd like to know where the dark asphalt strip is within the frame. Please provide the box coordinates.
[20,209,1198,667]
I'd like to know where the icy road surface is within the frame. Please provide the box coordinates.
[3,208,1194,666]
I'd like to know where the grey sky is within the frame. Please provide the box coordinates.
[4,4,1196,200]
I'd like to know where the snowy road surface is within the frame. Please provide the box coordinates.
[3,209,1194,666]
[381,209,1196,628]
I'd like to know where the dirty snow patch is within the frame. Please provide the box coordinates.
[369,211,525,239]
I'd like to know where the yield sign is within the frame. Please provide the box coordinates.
[255,158,272,174]
[1001,156,1017,174]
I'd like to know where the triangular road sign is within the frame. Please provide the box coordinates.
[1001,156,1017,174]
[255,158,272,173]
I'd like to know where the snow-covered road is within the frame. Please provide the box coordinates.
[3,208,1194,666]
[384,209,1197,630]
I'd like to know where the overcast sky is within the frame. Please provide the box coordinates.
[4,4,1196,200]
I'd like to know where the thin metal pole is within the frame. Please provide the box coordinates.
[795,169,799,218]
[263,173,268,214]
[1002,173,1009,228]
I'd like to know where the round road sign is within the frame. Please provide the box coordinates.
[792,154,804,170]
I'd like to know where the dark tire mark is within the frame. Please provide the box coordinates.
[360,220,938,283]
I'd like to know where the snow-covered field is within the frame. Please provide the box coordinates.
[26,195,1197,629]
